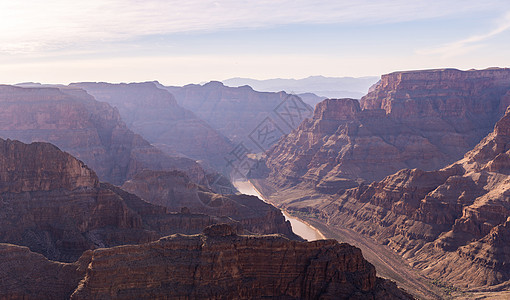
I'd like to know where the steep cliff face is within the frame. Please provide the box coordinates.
[263,68,510,193]
[316,106,510,289]
[122,170,297,238]
[69,224,410,300]
[165,81,313,152]
[70,82,233,172]
[0,139,98,192]
[0,138,235,262]
[0,225,412,300]
[0,85,206,185]
[0,244,90,300]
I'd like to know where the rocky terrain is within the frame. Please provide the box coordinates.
[122,170,297,238]
[0,138,242,262]
[313,104,510,290]
[258,95,510,293]
[164,81,313,153]
[70,82,233,172]
[0,224,413,300]
[262,68,510,193]
[0,84,207,185]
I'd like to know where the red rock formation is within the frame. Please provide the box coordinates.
[262,68,510,193]
[122,170,297,238]
[313,106,510,289]
[0,243,90,299]
[71,226,412,299]
[0,138,235,262]
[0,225,412,300]
[70,82,234,172]
[0,85,206,185]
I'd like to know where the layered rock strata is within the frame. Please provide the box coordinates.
[122,170,297,238]
[0,138,234,262]
[262,68,510,193]
[70,82,233,172]
[312,106,510,288]
[0,225,413,299]
[0,85,206,185]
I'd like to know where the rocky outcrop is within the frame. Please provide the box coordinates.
[122,170,298,238]
[313,106,510,289]
[0,225,413,299]
[0,138,236,262]
[262,68,510,193]
[70,82,233,172]
[0,85,206,185]
[164,81,313,152]
[0,243,90,299]
[71,225,412,299]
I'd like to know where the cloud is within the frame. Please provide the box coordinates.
[0,0,506,53]
[417,11,510,57]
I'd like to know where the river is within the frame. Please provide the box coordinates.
[233,180,325,241]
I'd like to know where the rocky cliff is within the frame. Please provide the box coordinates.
[0,225,413,299]
[122,170,298,238]
[70,82,233,172]
[0,85,206,185]
[314,105,510,289]
[0,138,236,262]
[165,81,313,153]
[262,68,510,193]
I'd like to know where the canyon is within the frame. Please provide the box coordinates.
[164,81,314,154]
[256,68,510,297]
[0,91,412,299]
[0,84,208,186]
[70,82,234,172]
[262,68,510,193]
[0,137,243,262]
[121,170,298,239]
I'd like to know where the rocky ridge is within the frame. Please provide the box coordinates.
[0,138,242,262]
[0,84,206,185]
[0,224,413,300]
[262,68,510,193]
[164,81,313,152]
[306,105,510,289]
[70,82,234,172]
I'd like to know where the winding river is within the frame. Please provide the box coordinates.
[234,180,325,241]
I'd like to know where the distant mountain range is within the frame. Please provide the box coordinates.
[222,75,380,104]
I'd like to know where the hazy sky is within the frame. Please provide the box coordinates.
[1,0,509,85]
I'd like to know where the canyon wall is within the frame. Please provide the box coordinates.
[0,225,413,299]
[71,82,233,172]
[263,68,510,193]
[0,85,206,185]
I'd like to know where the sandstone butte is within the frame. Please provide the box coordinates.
[0,84,207,186]
[261,68,510,193]
[255,68,510,292]
[0,138,297,263]
[70,82,234,172]
[0,224,413,300]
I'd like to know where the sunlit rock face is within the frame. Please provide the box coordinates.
[263,68,510,193]
[318,105,510,288]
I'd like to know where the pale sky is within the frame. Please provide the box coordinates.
[1,0,509,85]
